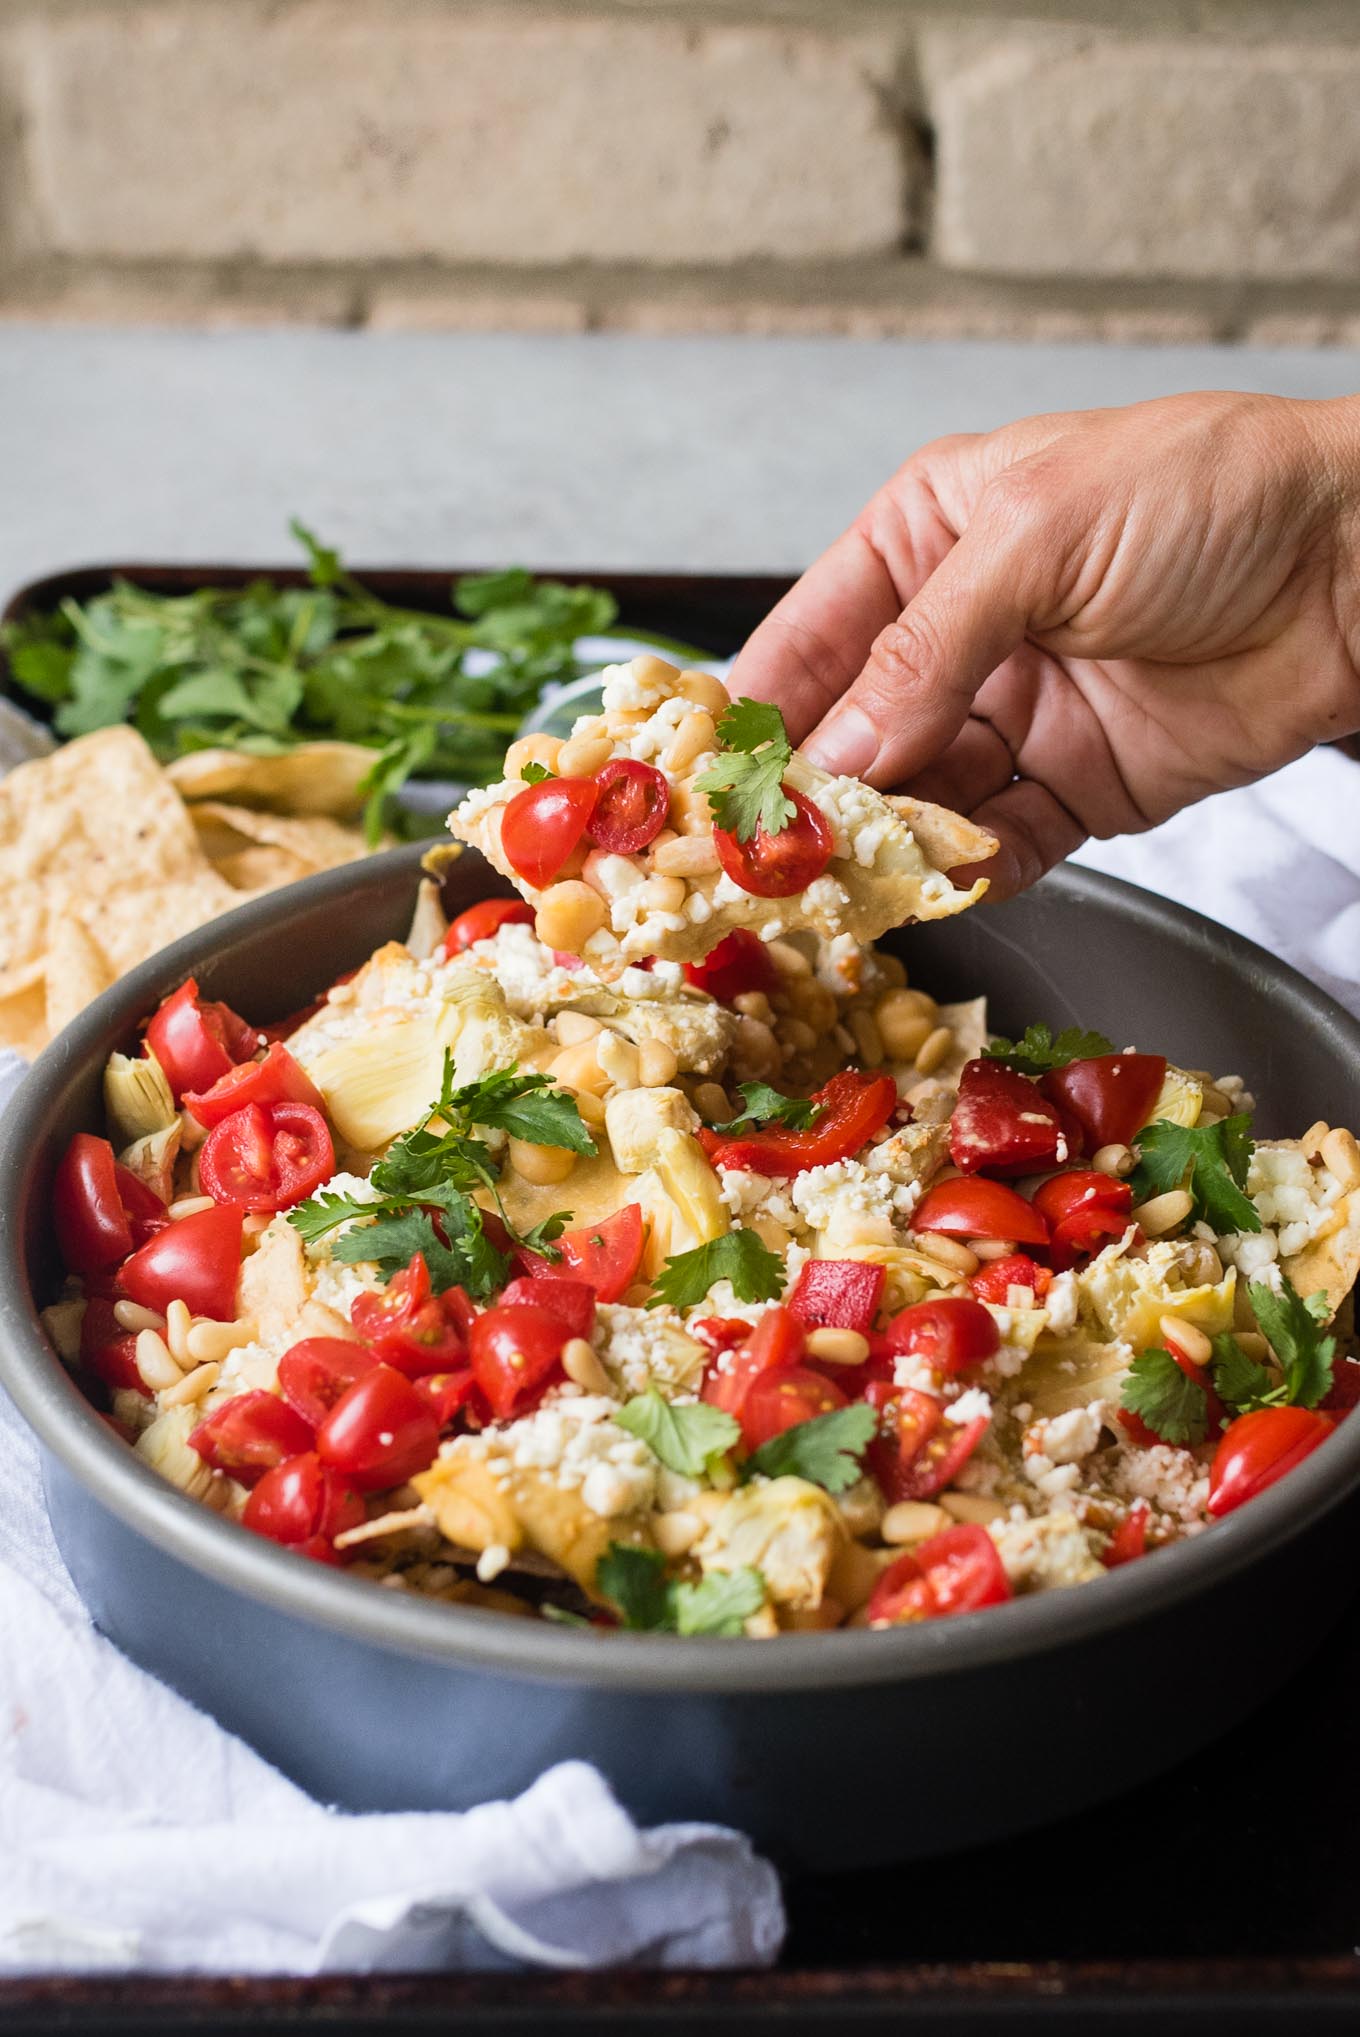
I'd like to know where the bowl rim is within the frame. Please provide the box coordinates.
[4,843,1360,1696]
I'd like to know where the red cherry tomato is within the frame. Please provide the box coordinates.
[683,929,778,1004]
[700,1069,898,1178]
[585,759,671,854]
[969,1252,1053,1307]
[412,1370,483,1430]
[468,1304,566,1422]
[867,1383,988,1503]
[1103,1501,1150,1569]
[1322,1356,1360,1419]
[277,1338,379,1429]
[912,1176,1049,1250]
[351,1261,470,1378]
[113,1165,170,1249]
[243,1450,364,1551]
[1207,1405,1333,1518]
[53,1133,134,1276]
[949,1059,1066,1177]
[442,897,535,957]
[351,1254,431,1332]
[885,1297,1000,1376]
[499,1275,596,1343]
[544,1205,645,1304]
[691,1317,754,1354]
[316,1365,441,1491]
[868,1523,1012,1624]
[1032,1170,1134,1268]
[79,1295,148,1397]
[701,1305,804,1421]
[198,1101,334,1214]
[1041,1052,1167,1153]
[145,978,259,1101]
[740,1366,848,1449]
[184,1042,325,1130]
[712,787,833,899]
[189,1390,315,1487]
[118,1203,243,1321]
[786,1258,885,1336]
[500,777,600,889]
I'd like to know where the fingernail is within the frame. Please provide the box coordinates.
[803,706,879,780]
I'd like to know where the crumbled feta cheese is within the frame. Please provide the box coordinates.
[457,778,517,820]
[1112,1444,1210,1527]
[802,875,852,914]
[600,659,675,714]
[1035,1404,1103,1465]
[947,1386,993,1428]
[596,1304,704,1395]
[451,1390,656,1519]
[1044,1270,1079,1335]
[1244,1146,1343,1258]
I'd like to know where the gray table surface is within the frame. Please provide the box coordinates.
[2,329,1359,598]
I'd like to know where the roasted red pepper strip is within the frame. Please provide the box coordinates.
[699,1070,898,1177]
[786,1258,885,1335]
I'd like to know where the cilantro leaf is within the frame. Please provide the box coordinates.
[1209,1333,1282,1415]
[983,1022,1116,1076]
[1247,1274,1336,1409]
[746,1403,878,1494]
[285,1188,374,1246]
[615,1389,741,1478]
[1120,1348,1210,1445]
[520,761,555,784]
[1129,1115,1262,1235]
[671,1568,766,1637]
[331,1202,507,1299]
[438,1064,597,1155]
[647,1229,786,1312]
[519,1211,570,1261]
[595,1543,765,1636]
[596,1545,672,1630]
[709,1082,823,1135]
[693,696,795,844]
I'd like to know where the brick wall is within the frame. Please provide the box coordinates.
[2,0,1360,342]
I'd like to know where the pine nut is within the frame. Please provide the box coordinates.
[135,1330,182,1392]
[914,1025,955,1076]
[804,1326,871,1366]
[734,990,774,1025]
[1181,1241,1224,1286]
[881,1500,951,1546]
[692,1082,731,1122]
[733,1015,780,1080]
[638,1038,679,1087]
[165,1298,192,1364]
[970,1237,1016,1261]
[768,939,812,979]
[630,653,682,688]
[114,1299,166,1333]
[185,1317,255,1364]
[595,1030,640,1091]
[874,987,939,1060]
[1159,1314,1211,1365]
[651,1509,703,1557]
[573,1088,607,1128]
[783,1019,818,1054]
[562,1336,613,1395]
[504,733,562,779]
[1301,1120,1331,1160]
[556,733,613,778]
[1321,1126,1360,1191]
[849,1008,885,1068]
[534,881,607,956]
[938,1492,1007,1525]
[676,669,730,717]
[41,1299,86,1361]
[168,1194,215,1220]
[555,1010,603,1045]
[1233,1330,1271,1362]
[508,1136,577,1186]
[641,875,687,914]
[664,709,717,774]
[650,834,719,877]
[1131,1188,1193,1237]
[914,1233,979,1277]
[159,1361,221,1409]
[1092,1143,1135,1177]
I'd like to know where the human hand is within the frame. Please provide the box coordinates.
[729,392,1360,898]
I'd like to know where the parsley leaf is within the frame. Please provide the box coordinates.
[596,1543,765,1636]
[519,1212,571,1261]
[331,1201,508,1298]
[1129,1115,1262,1236]
[285,1188,374,1246]
[1247,1275,1335,1409]
[708,1081,823,1134]
[983,1022,1116,1076]
[1209,1333,1282,1415]
[745,1403,878,1494]
[1120,1348,1210,1445]
[520,761,555,784]
[437,1066,597,1155]
[693,696,795,844]
[647,1229,786,1312]
[615,1389,741,1478]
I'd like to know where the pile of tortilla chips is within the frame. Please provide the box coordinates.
[0,728,376,1057]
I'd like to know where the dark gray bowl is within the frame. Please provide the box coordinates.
[3,844,1360,1870]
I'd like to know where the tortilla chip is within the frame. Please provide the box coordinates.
[189,800,373,877]
[166,742,374,820]
[1282,1187,1360,1317]
[212,846,313,892]
[44,916,114,1038]
[0,979,52,1060]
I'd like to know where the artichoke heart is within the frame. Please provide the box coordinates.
[656,1129,729,1245]
[694,1477,844,1611]
[604,1087,700,1175]
[308,1002,466,1154]
[1149,1065,1204,1130]
[1019,1336,1134,1420]
[103,1049,176,1145]
[135,1405,218,1502]
[118,1119,182,1205]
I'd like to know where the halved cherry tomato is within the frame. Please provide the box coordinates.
[949,1059,1065,1177]
[189,1390,315,1487]
[740,1366,848,1449]
[413,1370,484,1430]
[912,1175,1049,1249]
[885,1297,999,1375]
[683,929,778,1004]
[787,1258,884,1336]
[351,1261,469,1377]
[79,1295,147,1397]
[243,1450,364,1554]
[1102,1501,1149,1569]
[1322,1356,1360,1419]
[442,897,535,957]
[586,759,670,854]
[53,1133,134,1276]
[468,1303,566,1422]
[500,777,600,889]
[118,1203,243,1321]
[867,1383,988,1502]
[1207,1405,1333,1518]
[316,1365,441,1491]
[500,1275,595,1342]
[1041,1052,1167,1153]
[969,1253,1053,1307]
[145,978,259,1101]
[712,787,833,899]
[701,1305,804,1421]
[278,1338,379,1429]
[183,1042,325,1129]
[700,1069,897,1178]
[198,1101,334,1214]
[1032,1170,1133,1268]
[351,1254,431,1334]
[691,1317,754,1354]
[868,1524,1012,1624]
[544,1206,645,1304]
[113,1166,169,1249]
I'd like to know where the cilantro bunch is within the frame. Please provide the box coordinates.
[1121,1273,1336,1445]
[288,1054,592,1299]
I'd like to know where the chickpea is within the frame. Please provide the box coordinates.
[638,1039,680,1086]
[651,834,719,877]
[535,881,607,955]
[508,1137,576,1186]
[667,781,715,836]
[875,987,939,1061]
[504,732,562,780]
[691,1081,731,1121]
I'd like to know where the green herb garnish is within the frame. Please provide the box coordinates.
[745,1403,878,1494]
[646,1229,785,1312]
[693,697,795,843]
[596,1543,765,1636]
[983,1023,1116,1076]
[1129,1115,1261,1235]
